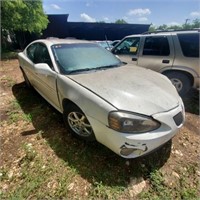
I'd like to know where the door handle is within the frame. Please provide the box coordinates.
[162,59,170,64]
[132,58,138,61]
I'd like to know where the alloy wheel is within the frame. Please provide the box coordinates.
[67,111,93,137]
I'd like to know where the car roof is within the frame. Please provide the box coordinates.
[124,29,199,38]
[31,38,92,47]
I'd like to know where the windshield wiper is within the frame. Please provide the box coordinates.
[67,63,124,74]
[67,68,94,74]
[95,63,123,70]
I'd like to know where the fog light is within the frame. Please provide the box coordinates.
[120,147,135,156]
[120,147,145,156]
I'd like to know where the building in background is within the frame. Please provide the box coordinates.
[42,14,150,41]
[16,14,150,48]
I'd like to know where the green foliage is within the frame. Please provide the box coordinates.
[115,19,128,24]
[1,0,49,34]
[1,51,18,60]
[149,18,200,31]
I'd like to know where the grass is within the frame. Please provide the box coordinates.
[1,51,18,60]
[7,99,33,124]
[140,170,173,199]
[0,75,16,87]
[1,141,125,199]
[139,164,199,200]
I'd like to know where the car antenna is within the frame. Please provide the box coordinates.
[105,34,111,49]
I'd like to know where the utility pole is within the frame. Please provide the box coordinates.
[185,19,190,24]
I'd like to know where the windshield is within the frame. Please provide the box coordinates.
[52,43,122,74]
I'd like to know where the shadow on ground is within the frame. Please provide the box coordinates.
[12,82,183,187]
[182,88,199,115]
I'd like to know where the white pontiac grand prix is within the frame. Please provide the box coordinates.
[18,38,185,158]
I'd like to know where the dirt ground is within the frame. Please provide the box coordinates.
[0,59,200,199]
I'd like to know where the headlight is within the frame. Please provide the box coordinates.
[108,111,160,133]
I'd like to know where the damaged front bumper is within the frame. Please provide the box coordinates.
[88,102,185,159]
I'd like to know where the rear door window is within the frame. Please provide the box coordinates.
[143,36,170,56]
[177,33,199,57]
[27,43,38,62]
[34,43,53,69]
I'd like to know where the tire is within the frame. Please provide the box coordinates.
[164,71,192,96]
[63,104,96,141]
[21,68,32,88]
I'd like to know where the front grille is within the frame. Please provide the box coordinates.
[173,112,183,126]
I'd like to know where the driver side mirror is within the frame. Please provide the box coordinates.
[34,63,52,75]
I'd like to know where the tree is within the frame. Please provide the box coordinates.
[190,18,200,29]
[1,0,49,49]
[148,18,200,32]
[115,19,128,24]
[1,0,48,33]
[148,25,156,32]
[167,25,182,30]
[157,24,168,30]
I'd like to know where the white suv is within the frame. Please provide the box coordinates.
[111,30,200,96]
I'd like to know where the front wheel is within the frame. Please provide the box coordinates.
[164,71,192,96]
[63,104,95,141]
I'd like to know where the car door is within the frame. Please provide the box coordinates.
[137,35,175,72]
[20,42,38,85]
[112,37,141,64]
[31,43,60,110]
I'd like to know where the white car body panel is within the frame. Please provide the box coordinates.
[88,102,184,158]
[68,65,179,115]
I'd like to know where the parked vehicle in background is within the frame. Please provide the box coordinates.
[111,29,200,96]
[18,38,185,158]
[95,40,113,50]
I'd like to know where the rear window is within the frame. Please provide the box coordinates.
[177,33,199,57]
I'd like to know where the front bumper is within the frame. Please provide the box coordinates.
[88,102,185,159]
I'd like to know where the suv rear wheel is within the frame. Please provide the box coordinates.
[164,71,192,96]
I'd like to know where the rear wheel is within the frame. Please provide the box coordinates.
[164,71,192,96]
[63,104,95,141]
[21,68,32,88]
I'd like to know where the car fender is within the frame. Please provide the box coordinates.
[160,66,198,79]
[57,74,116,126]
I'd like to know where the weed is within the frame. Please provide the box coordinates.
[140,170,173,199]
[0,168,9,181]
[22,113,32,122]
[181,188,198,200]
[0,75,16,87]
[7,99,21,123]
[11,99,21,110]
[1,51,18,60]
[8,111,20,123]
[89,181,125,200]
[22,143,37,163]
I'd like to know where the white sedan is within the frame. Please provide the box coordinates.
[18,38,185,158]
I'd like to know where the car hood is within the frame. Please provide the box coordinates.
[68,65,180,116]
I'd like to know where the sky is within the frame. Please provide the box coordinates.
[43,0,200,27]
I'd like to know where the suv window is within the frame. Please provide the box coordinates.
[113,37,140,55]
[177,33,199,58]
[143,36,170,56]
